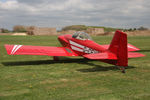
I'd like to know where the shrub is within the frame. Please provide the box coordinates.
[137,26,148,31]
[13,25,27,32]
[1,28,10,33]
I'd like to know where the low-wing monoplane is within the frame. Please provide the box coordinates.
[5,30,145,73]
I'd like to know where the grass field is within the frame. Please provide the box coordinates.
[0,35,150,100]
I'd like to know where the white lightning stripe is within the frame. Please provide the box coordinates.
[11,45,22,54]
[71,45,83,52]
[12,45,22,54]
[11,45,18,54]
[69,40,84,49]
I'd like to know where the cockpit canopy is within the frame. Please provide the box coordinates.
[72,31,92,40]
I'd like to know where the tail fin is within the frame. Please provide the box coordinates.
[109,30,128,66]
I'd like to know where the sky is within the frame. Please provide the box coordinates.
[0,0,150,30]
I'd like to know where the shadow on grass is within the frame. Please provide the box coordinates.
[77,64,135,72]
[2,58,135,72]
[136,50,150,52]
[2,58,90,66]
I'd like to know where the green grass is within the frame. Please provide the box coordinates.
[0,35,150,100]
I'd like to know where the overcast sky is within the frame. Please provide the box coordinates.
[0,0,150,30]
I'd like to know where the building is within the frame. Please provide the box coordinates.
[27,26,57,35]
[0,28,2,33]
[86,28,104,35]
[59,30,77,34]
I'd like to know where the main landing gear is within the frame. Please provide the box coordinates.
[53,56,59,61]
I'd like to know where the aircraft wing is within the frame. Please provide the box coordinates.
[101,44,140,52]
[83,52,117,60]
[5,44,78,56]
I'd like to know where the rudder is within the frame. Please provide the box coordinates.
[109,30,128,66]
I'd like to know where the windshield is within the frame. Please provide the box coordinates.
[72,32,92,40]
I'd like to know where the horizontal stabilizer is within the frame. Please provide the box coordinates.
[128,52,145,58]
[127,44,140,51]
[101,44,140,52]
[83,52,117,60]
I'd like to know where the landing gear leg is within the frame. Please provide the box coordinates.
[53,56,59,61]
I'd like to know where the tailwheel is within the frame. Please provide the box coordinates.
[121,68,125,73]
[117,66,126,73]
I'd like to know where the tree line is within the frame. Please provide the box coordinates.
[0,25,149,33]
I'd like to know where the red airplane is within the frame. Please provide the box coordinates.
[5,30,145,73]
